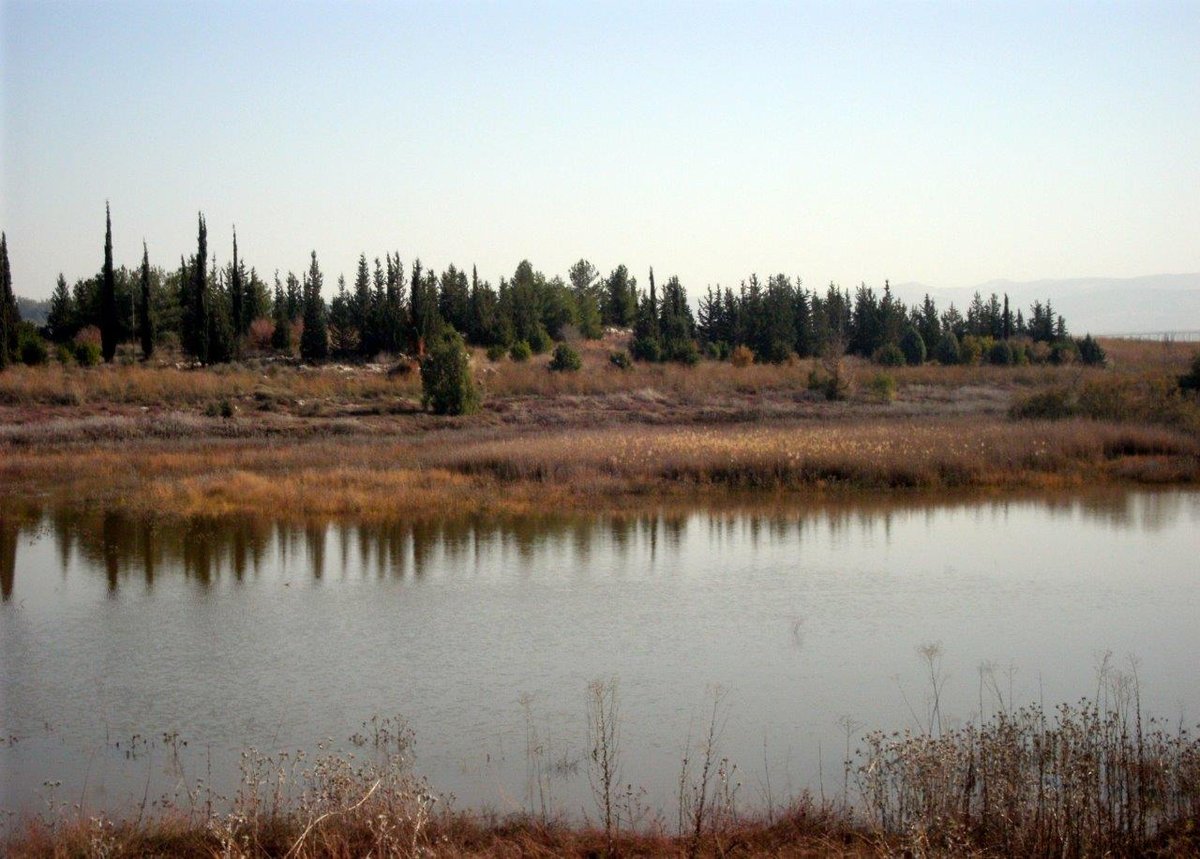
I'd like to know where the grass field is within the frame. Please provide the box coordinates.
[2,337,1198,521]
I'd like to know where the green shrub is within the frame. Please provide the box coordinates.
[1077,334,1107,367]
[485,343,507,362]
[1049,339,1079,365]
[509,340,532,362]
[204,398,236,418]
[988,340,1014,366]
[630,336,661,362]
[529,328,553,355]
[705,340,731,361]
[21,336,49,366]
[1178,352,1200,393]
[808,367,849,401]
[421,330,480,415]
[899,327,926,365]
[609,350,632,370]
[663,337,700,366]
[55,344,74,366]
[1010,387,1075,420]
[74,341,102,367]
[959,335,984,365]
[873,343,906,367]
[934,332,960,365]
[865,372,897,403]
[549,343,582,372]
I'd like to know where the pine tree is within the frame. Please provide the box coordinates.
[100,203,118,362]
[271,272,292,352]
[48,273,75,343]
[138,241,155,359]
[300,251,328,362]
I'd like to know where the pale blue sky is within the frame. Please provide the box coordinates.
[2,0,1198,299]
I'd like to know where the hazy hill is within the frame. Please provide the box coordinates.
[891,274,1200,336]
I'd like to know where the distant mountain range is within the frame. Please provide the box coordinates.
[890,274,1200,336]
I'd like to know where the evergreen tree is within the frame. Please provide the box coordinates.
[352,253,374,356]
[0,232,17,369]
[285,271,302,320]
[138,241,155,359]
[188,214,209,362]
[602,264,638,327]
[100,203,118,362]
[205,257,234,363]
[631,267,662,361]
[47,273,75,342]
[421,328,479,415]
[899,326,926,366]
[300,251,328,362]
[1002,294,1013,340]
[329,274,357,355]
[229,228,243,350]
[271,272,292,352]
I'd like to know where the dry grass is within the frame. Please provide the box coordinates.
[6,681,1197,858]
[2,417,1196,523]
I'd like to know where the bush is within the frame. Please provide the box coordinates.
[873,343,906,367]
[529,328,553,355]
[421,330,480,415]
[1077,334,1107,367]
[55,344,74,366]
[204,398,236,419]
[1010,387,1075,420]
[509,340,532,362]
[21,336,49,366]
[1049,339,1079,365]
[548,343,582,372]
[988,340,1014,366]
[730,344,755,368]
[704,340,731,361]
[959,335,984,365]
[808,367,849,401]
[865,372,897,403]
[899,327,926,366]
[608,350,632,370]
[74,341,102,367]
[1179,352,1200,393]
[485,343,507,362]
[630,336,661,362]
[934,332,960,365]
[663,337,700,366]
[248,317,275,351]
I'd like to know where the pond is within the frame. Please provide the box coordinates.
[1,490,1198,822]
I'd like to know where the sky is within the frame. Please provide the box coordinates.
[2,0,1198,300]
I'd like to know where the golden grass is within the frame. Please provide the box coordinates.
[3,417,1195,523]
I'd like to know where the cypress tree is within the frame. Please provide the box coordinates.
[190,214,209,362]
[100,203,118,362]
[229,228,243,353]
[138,241,155,359]
[0,232,16,369]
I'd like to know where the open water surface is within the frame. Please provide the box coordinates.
[1,490,1198,822]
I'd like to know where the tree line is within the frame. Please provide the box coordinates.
[1,207,1103,371]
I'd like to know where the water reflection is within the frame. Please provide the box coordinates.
[1,488,1194,601]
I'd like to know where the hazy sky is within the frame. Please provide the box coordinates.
[2,0,1198,299]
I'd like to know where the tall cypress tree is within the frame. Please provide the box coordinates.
[100,203,118,362]
[229,228,243,353]
[48,273,75,343]
[138,241,155,359]
[190,214,209,362]
[0,232,16,369]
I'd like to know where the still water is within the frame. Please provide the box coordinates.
[1,491,1198,821]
